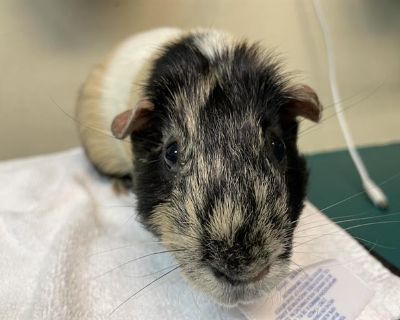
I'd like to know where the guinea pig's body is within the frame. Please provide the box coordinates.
[76,28,322,306]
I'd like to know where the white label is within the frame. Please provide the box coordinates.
[238,260,374,320]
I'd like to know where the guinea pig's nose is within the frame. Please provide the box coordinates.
[211,264,271,285]
[252,264,271,282]
[211,266,243,286]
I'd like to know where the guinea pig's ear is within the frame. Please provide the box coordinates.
[111,99,154,139]
[282,84,322,123]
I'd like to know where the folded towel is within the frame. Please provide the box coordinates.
[1,149,399,319]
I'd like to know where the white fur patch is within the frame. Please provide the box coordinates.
[99,28,182,170]
[102,28,181,118]
[193,29,231,60]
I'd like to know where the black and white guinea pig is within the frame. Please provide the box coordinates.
[76,28,322,306]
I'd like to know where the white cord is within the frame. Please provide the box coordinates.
[312,0,388,209]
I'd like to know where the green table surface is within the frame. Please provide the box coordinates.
[306,143,400,273]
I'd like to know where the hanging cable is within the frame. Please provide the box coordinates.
[312,0,388,209]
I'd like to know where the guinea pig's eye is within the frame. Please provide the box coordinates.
[271,137,285,162]
[164,142,178,169]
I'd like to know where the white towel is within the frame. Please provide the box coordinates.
[0,148,399,319]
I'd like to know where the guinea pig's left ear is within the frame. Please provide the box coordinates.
[111,99,154,139]
[283,84,322,122]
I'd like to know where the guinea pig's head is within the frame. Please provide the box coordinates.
[111,31,322,306]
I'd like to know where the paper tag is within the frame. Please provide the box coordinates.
[238,260,374,320]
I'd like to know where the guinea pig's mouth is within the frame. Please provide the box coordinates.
[210,274,279,307]
[217,284,267,306]
[179,260,290,307]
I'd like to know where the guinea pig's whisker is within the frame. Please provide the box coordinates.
[344,220,400,232]
[109,265,180,316]
[88,242,164,257]
[105,208,140,226]
[49,97,131,145]
[294,171,400,227]
[95,205,140,226]
[352,236,398,250]
[298,82,383,126]
[295,81,385,140]
[299,244,379,270]
[290,260,309,276]
[125,263,181,278]
[293,220,400,249]
[318,171,400,214]
[293,209,369,227]
[296,211,400,234]
[291,251,328,258]
[291,240,383,272]
[293,234,396,253]
[283,81,384,143]
[92,249,185,280]
[121,211,142,226]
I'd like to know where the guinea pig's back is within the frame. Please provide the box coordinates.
[76,28,182,177]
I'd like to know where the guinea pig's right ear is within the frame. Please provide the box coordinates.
[111,99,154,139]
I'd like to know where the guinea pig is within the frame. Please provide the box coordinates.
[76,28,322,306]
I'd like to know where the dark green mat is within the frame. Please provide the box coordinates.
[306,143,400,273]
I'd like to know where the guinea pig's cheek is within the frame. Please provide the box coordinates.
[175,260,220,297]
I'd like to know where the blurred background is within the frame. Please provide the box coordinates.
[0,0,399,160]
